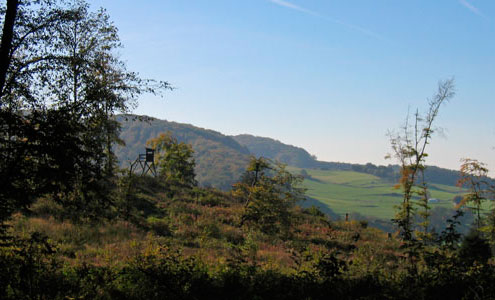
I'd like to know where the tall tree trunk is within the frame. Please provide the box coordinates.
[0,0,19,98]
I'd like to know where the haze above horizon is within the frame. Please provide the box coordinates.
[89,0,495,175]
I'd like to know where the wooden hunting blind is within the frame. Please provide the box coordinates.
[146,148,154,162]
[130,147,157,176]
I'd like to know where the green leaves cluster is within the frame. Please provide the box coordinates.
[147,132,197,196]
[455,158,495,254]
[457,159,491,228]
[233,157,306,235]
[0,0,170,225]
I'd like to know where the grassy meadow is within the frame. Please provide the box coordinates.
[289,167,462,219]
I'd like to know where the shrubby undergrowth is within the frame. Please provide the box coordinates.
[1,174,494,299]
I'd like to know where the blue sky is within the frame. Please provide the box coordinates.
[89,0,495,174]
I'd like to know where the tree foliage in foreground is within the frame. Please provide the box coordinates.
[147,132,197,196]
[0,0,170,225]
[387,78,455,242]
[456,158,495,253]
[233,157,306,235]
[457,158,490,228]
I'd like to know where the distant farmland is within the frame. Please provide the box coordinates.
[289,167,461,219]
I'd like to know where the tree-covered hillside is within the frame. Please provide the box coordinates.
[232,134,318,168]
[117,115,480,190]
[231,133,471,186]
[116,114,251,189]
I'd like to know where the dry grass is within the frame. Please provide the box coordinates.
[7,191,406,275]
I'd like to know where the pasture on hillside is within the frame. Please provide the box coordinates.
[289,167,462,220]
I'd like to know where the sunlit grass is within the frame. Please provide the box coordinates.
[288,167,462,219]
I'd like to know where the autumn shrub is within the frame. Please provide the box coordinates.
[197,189,225,207]
[1,236,495,300]
[30,197,66,220]
[200,222,222,239]
[0,232,65,300]
[303,205,326,218]
[223,227,245,245]
[458,229,492,266]
[147,217,172,237]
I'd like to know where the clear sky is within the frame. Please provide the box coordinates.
[88,0,495,175]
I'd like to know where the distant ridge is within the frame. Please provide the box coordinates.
[116,114,471,189]
[231,134,475,186]
[231,134,358,172]
[232,134,317,168]
[116,114,250,189]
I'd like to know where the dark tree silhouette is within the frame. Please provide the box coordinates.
[0,0,18,96]
[0,0,170,225]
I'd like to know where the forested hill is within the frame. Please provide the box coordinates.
[232,134,318,168]
[231,134,470,186]
[115,114,251,189]
[116,114,471,189]
[231,134,365,172]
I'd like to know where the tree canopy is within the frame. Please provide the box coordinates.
[147,132,197,196]
[0,0,170,225]
[233,157,306,235]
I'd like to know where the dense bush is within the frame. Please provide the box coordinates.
[1,231,495,299]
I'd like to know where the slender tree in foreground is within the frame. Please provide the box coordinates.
[387,78,455,242]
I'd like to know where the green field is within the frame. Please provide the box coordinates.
[289,167,462,220]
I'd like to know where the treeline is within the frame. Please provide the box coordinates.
[116,115,250,190]
[350,162,495,188]
[117,115,476,189]
[350,163,398,180]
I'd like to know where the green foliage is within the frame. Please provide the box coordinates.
[116,114,250,190]
[0,232,63,300]
[303,205,326,218]
[195,188,225,206]
[3,231,495,299]
[114,174,167,224]
[457,158,490,229]
[233,134,318,168]
[0,0,170,226]
[147,217,172,237]
[3,179,495,299]
[147,132,197,196]
[458,229,492,266]
[233,157,306,235]
[437,209,463,251]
